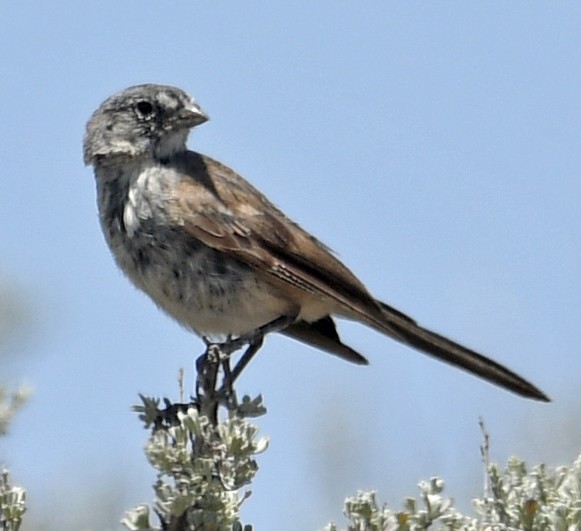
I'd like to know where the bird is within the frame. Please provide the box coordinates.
[83,83,549,402]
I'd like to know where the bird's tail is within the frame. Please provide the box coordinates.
[373,301,550,402]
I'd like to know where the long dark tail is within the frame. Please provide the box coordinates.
[374,301,550,401]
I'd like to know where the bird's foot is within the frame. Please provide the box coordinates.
[195,314,296,418]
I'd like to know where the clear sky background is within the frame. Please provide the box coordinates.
[1,2,580,530]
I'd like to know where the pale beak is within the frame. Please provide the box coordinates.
[178,103,209,128]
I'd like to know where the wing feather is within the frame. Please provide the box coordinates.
[169,152,395,331]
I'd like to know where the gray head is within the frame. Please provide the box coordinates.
[83,84,208,166]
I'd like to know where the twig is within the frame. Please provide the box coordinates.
[479,417,490,496]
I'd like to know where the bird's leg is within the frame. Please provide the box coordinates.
[196,314,297,410]
[227,334,265,387]
[218,314,297,393]
[211,314,295,357]
[218,334,264,407]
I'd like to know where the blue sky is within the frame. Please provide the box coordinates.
[1,2,580,529]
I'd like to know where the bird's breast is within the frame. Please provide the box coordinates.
[96,164,294,338]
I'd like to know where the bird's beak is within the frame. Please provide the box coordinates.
[179,103,209,128]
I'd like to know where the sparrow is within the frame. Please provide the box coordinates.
[83,83,549,402]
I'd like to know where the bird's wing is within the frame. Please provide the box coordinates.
[169,151,406,334]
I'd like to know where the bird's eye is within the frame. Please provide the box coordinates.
[135,100,154,118]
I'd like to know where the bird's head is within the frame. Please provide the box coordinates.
[83,84,208,166]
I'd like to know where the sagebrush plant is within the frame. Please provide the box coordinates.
[0,384,30,531]
[1,354,580,531]
[121,349,581,531]
[0,468,26,531]
[322,455,581,531]
[122,350,269,531]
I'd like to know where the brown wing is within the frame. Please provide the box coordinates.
[168,151,404,335]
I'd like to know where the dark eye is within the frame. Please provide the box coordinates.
[135,100,154,118]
